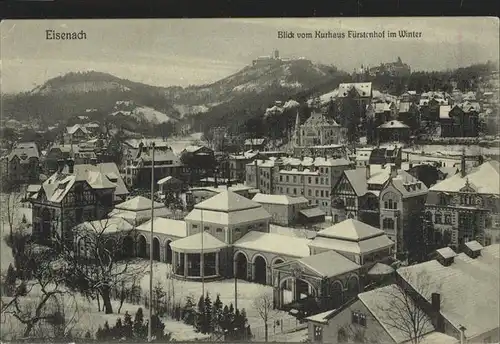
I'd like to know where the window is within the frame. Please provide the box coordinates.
[279,176,283,182]
[351,311,367,327]
[337,328,348,343]
[444,214,452,224]
[293,188,297,195]
[315,177,319,184]
[325,168,329,173]
[216,228,223,233]
[320,190,324,197]
[320,178,324,185]
[293,176,297,183]
[308,177,312,184]
[286,176,289,182]
[308,189,312,196]
[204,226,209,231]
[315,190,319,197]
[325,178,329,185]
[320,168,324,173]
[435,213,442,224]
[383,218,395,230]
[325,191,329,197]
[193,225,198,229]
[235,228,240,232]
[313,325,323,342]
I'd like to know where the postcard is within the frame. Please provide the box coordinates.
[1,18,499,343]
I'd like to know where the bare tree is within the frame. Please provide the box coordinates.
[58,218,147,314]
[2,192,23,241]
[253,291,276,342]
[0,235,72,339]
[377,270,437,344]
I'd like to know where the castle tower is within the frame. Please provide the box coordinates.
[274,49,279,60]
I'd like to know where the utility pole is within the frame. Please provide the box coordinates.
[148,142,155,342]
[234,263,238,311]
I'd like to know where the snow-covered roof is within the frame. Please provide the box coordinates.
[114,196,166,211]
[157,176,182,185]
[305,309,337,324]
[317,219,384,241]
[397,244,500,339]
[233,231,311,258]
[283,99,300,109]
[436,247,457,259]
[252,193,309,205]
[27,184,41,193]
[303,112,339,127]
[440,105,452,119]
[357,284,435,343]
[244,138,266,146]
[338,82,372,98]
[170,232,227,253]
[8,142,39,162]
[194,190,262,212]
[378,120,409,129]
[429,161,499,194]
[367,262,395,276]
[298,250,360,278]
[299,207,326,218]
[41,162,128,203]
[136,217,187,238]
[76,217,134,234]
[184,207,271,226]
[66,124,89,135]
[310,234,394,255]
[464,240,483,252]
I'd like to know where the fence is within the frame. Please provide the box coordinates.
[251,316,306,341]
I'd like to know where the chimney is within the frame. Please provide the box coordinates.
[67,159,75,174]
[57,159,65,173]
[365,164,371,180]
[390,164,398,178]
[459,325,467,344]
[254,160,260,189]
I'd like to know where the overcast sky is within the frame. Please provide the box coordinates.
[1,18,498,93]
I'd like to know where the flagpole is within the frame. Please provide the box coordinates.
[201,209,204,297]
[148,142,155,342]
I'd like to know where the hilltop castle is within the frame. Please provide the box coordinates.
[252,50,310,67]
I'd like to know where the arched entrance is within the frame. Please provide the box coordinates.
[165,240,172,263]
[152,237,160,261]
[122,236,134,258]
[330,281,344,309]
[137,235,147,258]
[344,276,360,302]
[277,277,319,311]
[272,258,287,289]
[234,252,248,280]
[253,255,267,284]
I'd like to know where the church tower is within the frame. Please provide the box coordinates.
[293,110,301,147]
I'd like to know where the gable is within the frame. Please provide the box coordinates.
[334,174,356,195]
[273,260,323,282]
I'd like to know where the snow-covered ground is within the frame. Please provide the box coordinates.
[110,106,176,124]
[127,260,298,333]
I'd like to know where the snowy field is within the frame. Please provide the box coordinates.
[128,260,298,334]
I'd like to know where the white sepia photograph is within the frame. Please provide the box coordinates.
[0,17,499,343]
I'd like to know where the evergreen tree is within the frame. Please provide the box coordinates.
[204,292,213,334]
[182,296,197,326]
[212,294,223,332]
[95,326,104,340]
[103,321,111,340]
[123,311,133,338]
[151,314,166,339]
[133,307,146,338]
[4,263,16,296]
[196,295,206,333]
[220,305,230,333]
[114,317,123,339]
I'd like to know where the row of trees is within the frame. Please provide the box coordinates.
[182,293,252,340]
[95,307,171,341]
